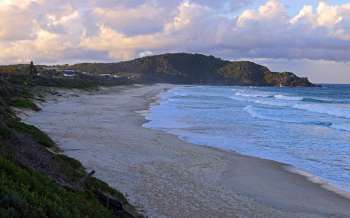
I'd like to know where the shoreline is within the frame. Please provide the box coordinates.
[24,84,350,217]
[284,166,350,200]
[142,85,350,200]
[142,90,350,199]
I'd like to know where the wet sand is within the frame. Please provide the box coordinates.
[25,84,350,217]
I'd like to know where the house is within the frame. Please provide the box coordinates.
[63,70,76,77]
[100,73,112,77]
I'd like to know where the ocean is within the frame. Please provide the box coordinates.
[144,84,350,192]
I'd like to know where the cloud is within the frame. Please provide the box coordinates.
[93,2,170,36]
[225,0,350,61]
[0,1,37,41]
[0,0,350,65]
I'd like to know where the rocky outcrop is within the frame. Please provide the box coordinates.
[264,71,314,87]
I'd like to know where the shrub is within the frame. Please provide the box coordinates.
[10,98,40,111]
[6,119,56,148]
[0,156,115,218]
[0,123,12,140]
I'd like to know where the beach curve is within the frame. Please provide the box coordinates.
[24,84,350,218]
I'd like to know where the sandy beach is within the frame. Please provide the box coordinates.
[24,84,350,218]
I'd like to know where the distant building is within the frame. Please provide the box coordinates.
[100,73,112,77]
[63,70,76,77]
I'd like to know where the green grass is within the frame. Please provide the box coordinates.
[53,154,139,217]
[54,154,85,182]
[0,74,142,218]
[0,156,115,218]
[10,98,40,111]
[0,122,11,140]
[6,119,56,148]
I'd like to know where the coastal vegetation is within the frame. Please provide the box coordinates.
[0,72,142,217]
[0,156,114,218]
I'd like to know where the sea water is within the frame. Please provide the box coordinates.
[144,84,350,192]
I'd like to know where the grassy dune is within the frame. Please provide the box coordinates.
[0,74,142,218]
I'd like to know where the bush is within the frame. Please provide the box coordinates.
[0,156,115,218]
[10,98,40,111]
[6,119,56,148]
[0,122,12,140]
[54,154,85,182]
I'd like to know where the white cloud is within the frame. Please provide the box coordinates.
[316,1,342,27]
[165,1,213,32]
[290,5,313,24]
[0,0,350,67]
[93,3,170,36]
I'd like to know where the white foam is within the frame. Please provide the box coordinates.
[243,105,260,119]
[135,110,149,117]
[230,96,255,103]
[235,91,272,98]
[243,105,334,128]
[293,103,350,119]
[243,105,285,122]
[173,92,190,97]
[330,123,350,132]
[274,94,303,101]
[254,99,289,107]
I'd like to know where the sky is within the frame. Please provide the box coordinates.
[0,0,349,83]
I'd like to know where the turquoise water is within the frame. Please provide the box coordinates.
[144,85,350,192]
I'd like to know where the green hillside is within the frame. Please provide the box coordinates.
[70,53,314,86]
